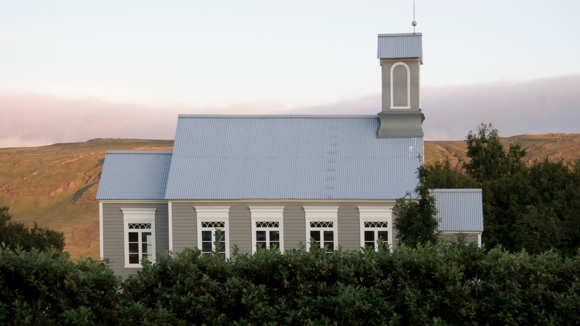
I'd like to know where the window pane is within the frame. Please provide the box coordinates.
[129,243,139,253]
[256,231,266,241]
[129,232,138,242]
[270,242,280,250]
[310,231,320,241]
[365,242,375,250]
[202,231,212,241]
[142,232,151,243]
[214,230,225,241]
[142,243,148,254]
[270,231,279,241]
[129,254,139,264]
[378,231,388,242]
[324,231,334,242]
[202,242,212,252]
[325,242,334,252]
[364,231,375,242]
[256,242,266,249]
[219,241,226,253]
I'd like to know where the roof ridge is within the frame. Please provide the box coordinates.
[105,150,173,154]
[177,115,378,119]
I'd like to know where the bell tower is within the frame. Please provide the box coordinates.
[377,33,425,138]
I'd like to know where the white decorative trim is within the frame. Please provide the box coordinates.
[122,208,156,268]
[194,206,230,258]
[99,201,103,259]
[303,206,339,251]
[478,233,482,248]
[168,201,173,253]
[249,206,284,253]
[390,62,411,109]
[358,206,393,251]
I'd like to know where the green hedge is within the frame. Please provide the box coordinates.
[1,240,579,325]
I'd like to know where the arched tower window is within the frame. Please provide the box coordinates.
[390,62,410,109]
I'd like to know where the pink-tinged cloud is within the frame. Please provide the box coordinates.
[0,74,579,148]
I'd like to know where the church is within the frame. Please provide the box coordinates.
[96,33,483,278]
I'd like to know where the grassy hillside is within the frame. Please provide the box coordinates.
[0,139,173,260]
[1,134,579,260]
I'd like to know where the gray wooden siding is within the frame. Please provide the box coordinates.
[283,205,306,250]
[229,205,252,254]
[171,202,197,253]
[439,232,480,244]
[102,202,168,279]
[337,206,359,250]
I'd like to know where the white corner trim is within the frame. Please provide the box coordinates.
[194,206,230,258]
[478,233,482,248]
[390,61,411,109]
[122,208,156,268]
[99,201,104,260]
[358,206,393,250]
[168,201,173,253]
[303,206,339,251]
[249,206,285,253]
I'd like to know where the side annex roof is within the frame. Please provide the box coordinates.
[96,151,172,200]
[433,189,484,232]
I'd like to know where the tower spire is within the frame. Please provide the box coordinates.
[412,0,417,34]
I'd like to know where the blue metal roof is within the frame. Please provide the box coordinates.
[96,151,172,200]
[378,33,422,62]
[165,115,423,200]
[432,189,484,232]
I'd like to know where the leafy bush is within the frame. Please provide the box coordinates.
[2,242,579,325]
[0,248,120,326]
[119,242,580,325]
[0,206,65,253]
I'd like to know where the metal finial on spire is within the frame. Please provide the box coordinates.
[412,0,417,34]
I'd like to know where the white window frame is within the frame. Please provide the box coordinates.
[195,206,230,258]
[304,206,339,252]
[249,206,284,253]
[122,208,157,268]
[390,61,411,109]
[358,206,393,251]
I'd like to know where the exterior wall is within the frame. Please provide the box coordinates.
[380,58,420,111]
[172,202,197,253]
[439,232,480,244]
[101,201,169,279]
[169,201,394,254]
[337,205,360,250]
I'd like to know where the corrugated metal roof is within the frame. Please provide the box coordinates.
[432,189,484,232]
[165,115,423,200]
[378,33,422,61]
[96,151,172,200]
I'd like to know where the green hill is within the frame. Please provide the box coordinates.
[1,134,579,260]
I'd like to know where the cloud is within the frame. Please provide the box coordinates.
[1,74,579,147]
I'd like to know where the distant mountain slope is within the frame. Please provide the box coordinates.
[1,134,578,260]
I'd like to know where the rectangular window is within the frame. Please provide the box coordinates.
[249,206,285,254]
[358,207,392,252]
[200,221,226,256]
[309,221,335,253]
[363,221,388,250]
[255,221,280,251]
[122,208,156,268]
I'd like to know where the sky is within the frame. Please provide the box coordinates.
[1,0,579,147]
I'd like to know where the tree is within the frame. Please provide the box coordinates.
[423,157,479,189]
[463,123,526,182]
[393,165,440,247]
[0,206,65,253]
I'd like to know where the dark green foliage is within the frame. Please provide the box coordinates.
[463,123,527,182]
[1,243,579,325]
[0,248,120,326]
[425,124,580,256]
[0,206,65,253]
[393,165,440,248]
